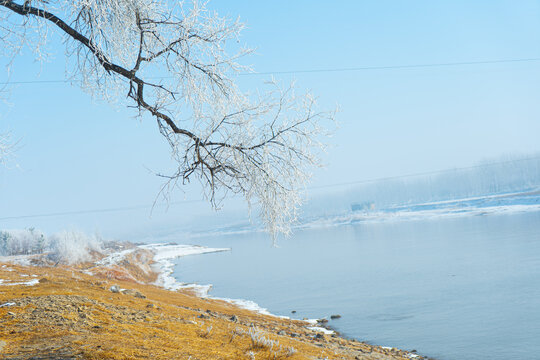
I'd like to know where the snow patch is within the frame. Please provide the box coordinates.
[307,326,335,334]
[0,278,39,286]
[0,254,34,266]
[80,269,96,276]
[139,243,230,260]
[212,297,292,319]
[216,297,272,316]
[94,247,138,267]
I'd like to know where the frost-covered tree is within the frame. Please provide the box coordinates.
[0,0,333,237]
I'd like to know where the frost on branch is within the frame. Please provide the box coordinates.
[0,131,14,166]
[0,0,335,237]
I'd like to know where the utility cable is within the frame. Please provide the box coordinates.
[1,57,539,85]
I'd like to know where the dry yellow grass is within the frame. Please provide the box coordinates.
[0,263,421,360]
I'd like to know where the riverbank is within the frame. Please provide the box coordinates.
[0,243,424,359]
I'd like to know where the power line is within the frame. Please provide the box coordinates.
[0,199,206,221]
[1,57,539,85]
[241,58,540,76]
[1,155,539,221]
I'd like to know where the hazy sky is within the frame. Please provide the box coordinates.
[1,0,540,237]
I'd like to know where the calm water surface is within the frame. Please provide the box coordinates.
[171,212,540,360]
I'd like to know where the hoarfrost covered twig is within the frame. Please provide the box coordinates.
[0,131,14,165]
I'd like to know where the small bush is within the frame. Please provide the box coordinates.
[249,328,278,350]
[48,230,102,264]
[235,328,296,359]
[198,325,213,338]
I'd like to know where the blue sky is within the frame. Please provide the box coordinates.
[1,0,540,237]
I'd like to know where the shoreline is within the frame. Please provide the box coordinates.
[0,242,427,359]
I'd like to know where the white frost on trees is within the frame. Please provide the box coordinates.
[0,228,103,264]
[0,0,335,238]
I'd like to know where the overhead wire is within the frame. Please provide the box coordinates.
[1,57,540,85]
[309,155,540,190]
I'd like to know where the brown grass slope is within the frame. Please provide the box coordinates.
[0,264,422,360]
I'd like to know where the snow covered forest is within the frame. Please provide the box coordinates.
[0,229,102,262]
[306,154,540,216]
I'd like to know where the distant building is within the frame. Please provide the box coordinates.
[351,202,375,212]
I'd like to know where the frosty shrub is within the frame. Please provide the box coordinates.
[249,327,279,350]
[247,327,296,358]
[48,230,102,264]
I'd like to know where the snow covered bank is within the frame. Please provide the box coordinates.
[0,235,336,335]
[134,244,296,319]
[215,297,275,316]
[138,243,229,296]
[135,244,339,331]
[300,192,540,230]
[307,326,335,335]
